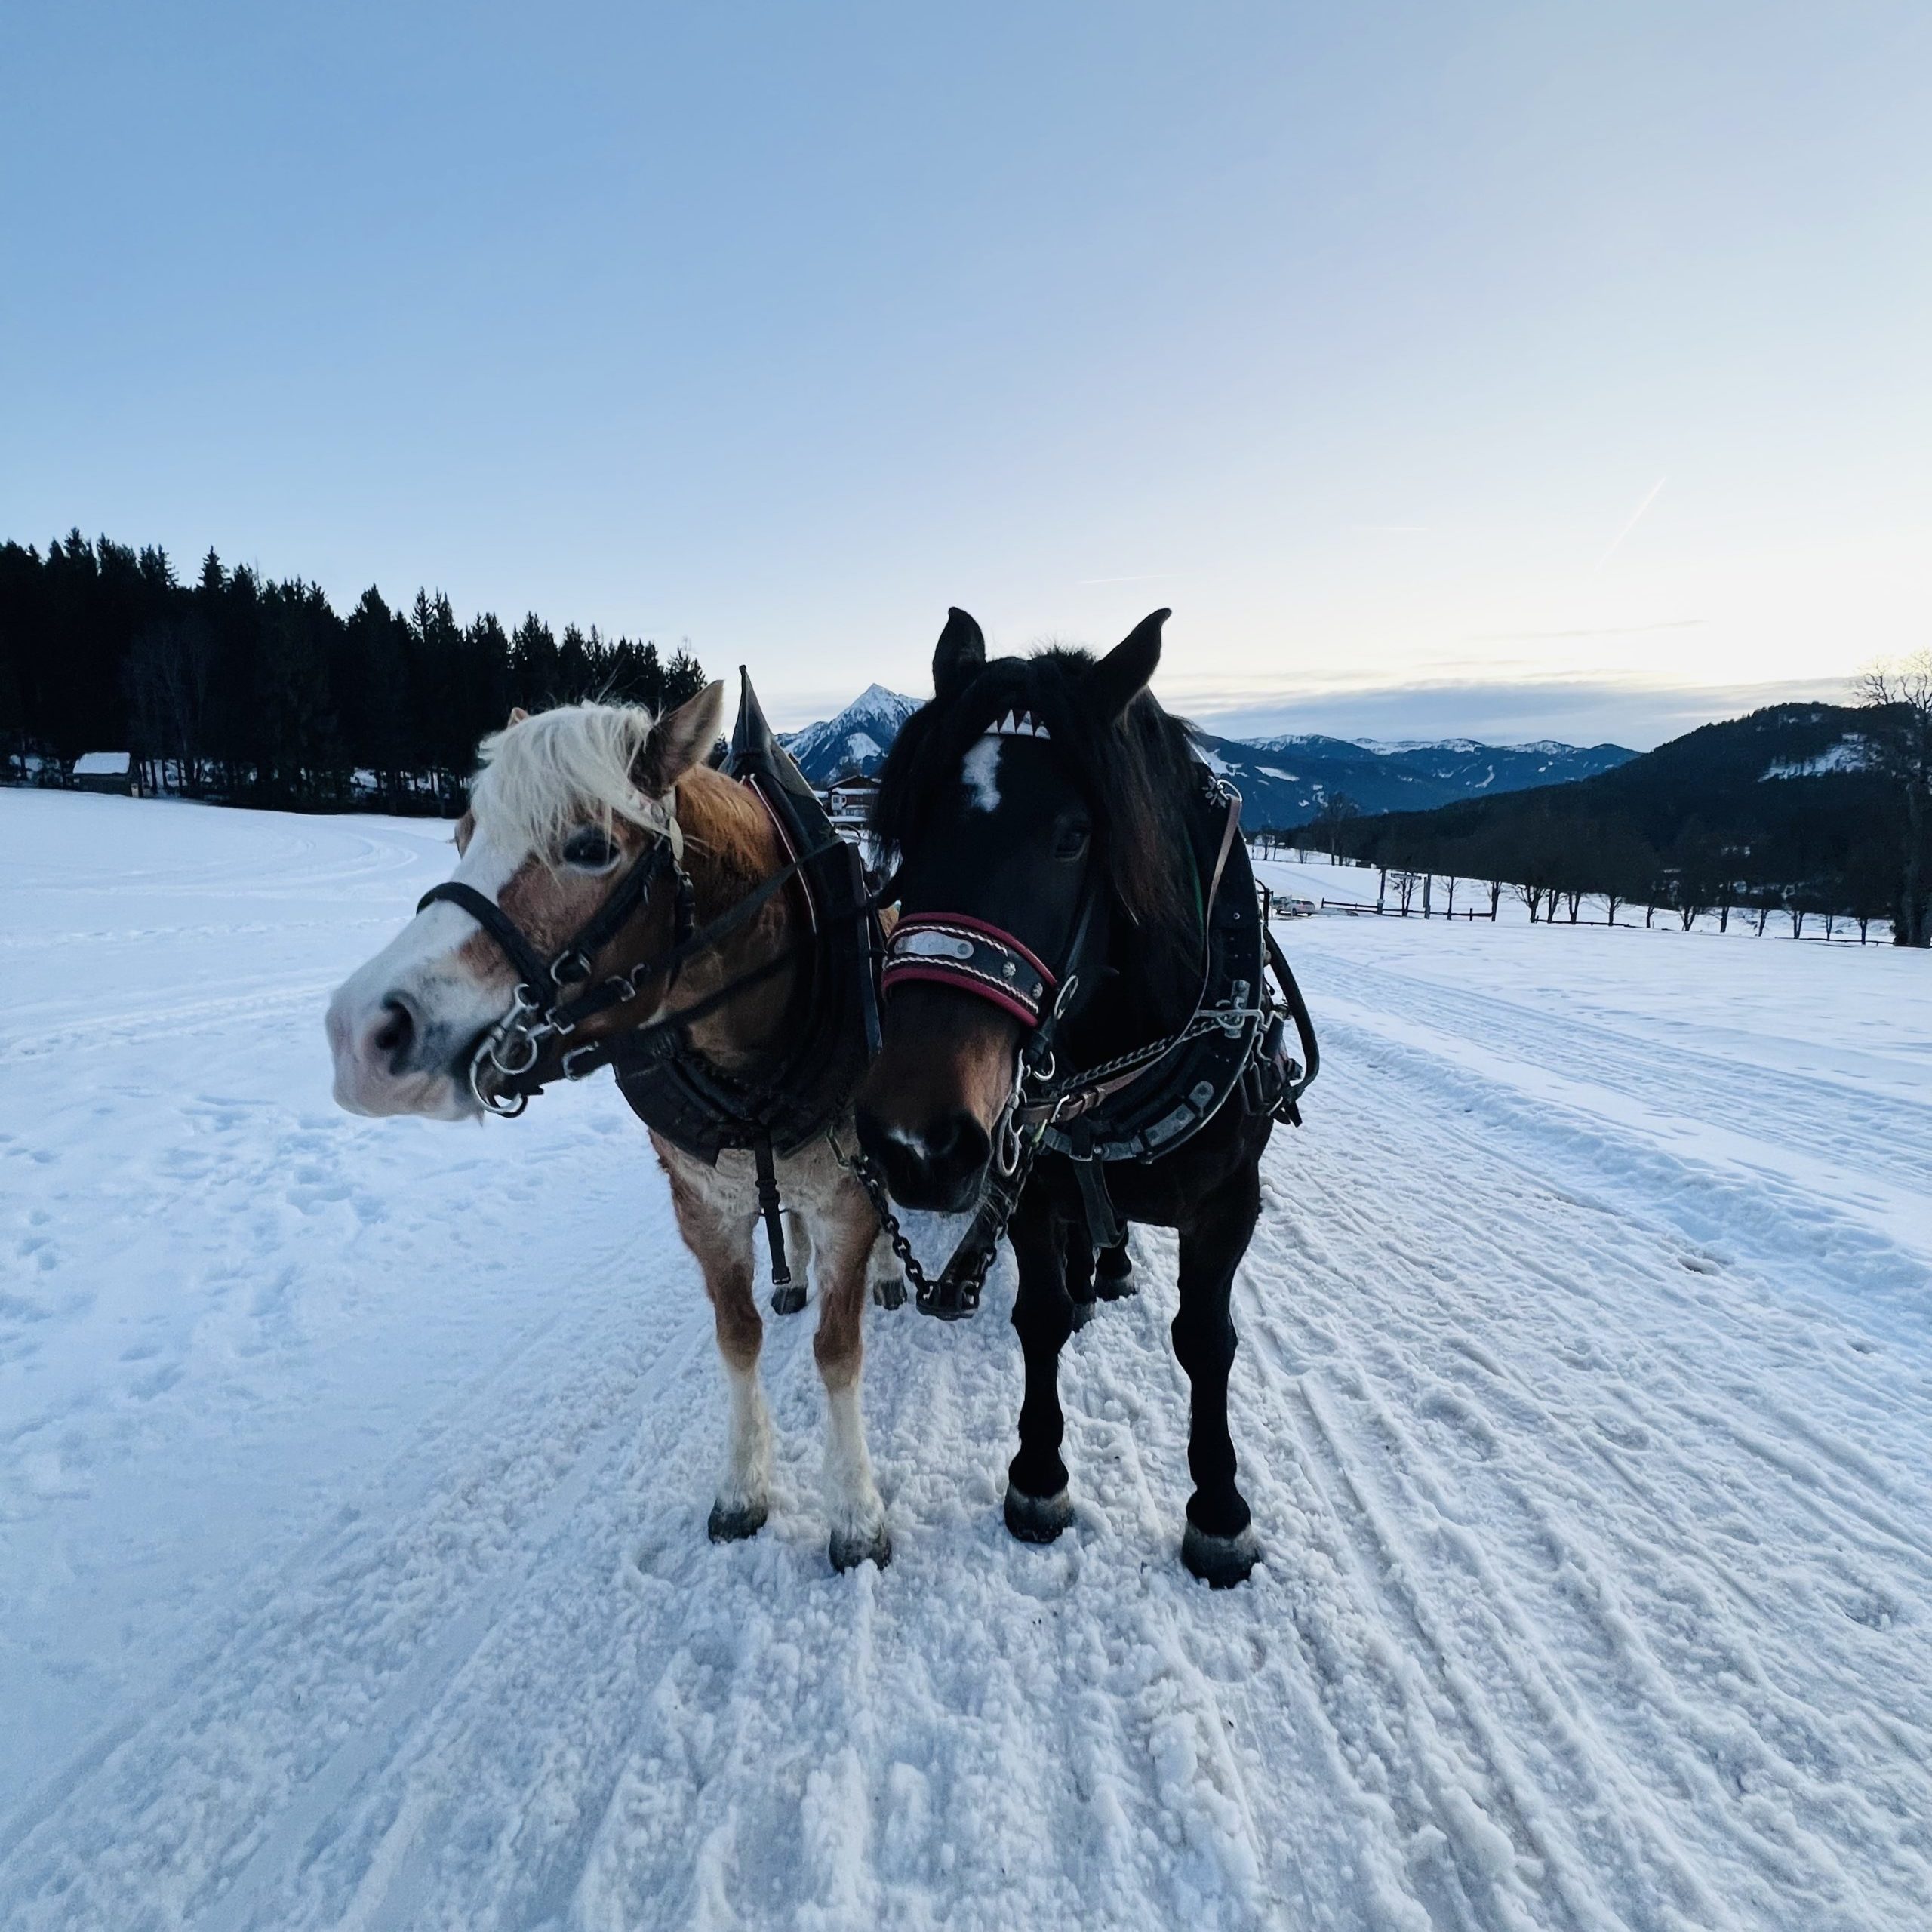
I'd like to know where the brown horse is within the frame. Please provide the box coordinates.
[325,685,898,1571]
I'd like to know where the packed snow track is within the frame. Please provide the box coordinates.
[3,792,1930,1930]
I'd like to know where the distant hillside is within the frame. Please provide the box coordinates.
[1303,703,1906,929]
[1194,729,1635,824]
[782,685,1635,817]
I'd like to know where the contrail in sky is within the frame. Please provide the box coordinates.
[1593,476,1667,573]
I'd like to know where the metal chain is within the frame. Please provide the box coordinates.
[831,1124,1043,1318]
[1030,1001,1272,1114]
[831,1135,937,1302]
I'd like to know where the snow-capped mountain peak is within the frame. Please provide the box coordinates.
[779,686,922,782]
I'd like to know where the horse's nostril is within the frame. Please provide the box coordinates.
[373,996,416,1068]
[924,1113,971,1170]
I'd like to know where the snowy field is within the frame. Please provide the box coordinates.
[4,789,1931,1932]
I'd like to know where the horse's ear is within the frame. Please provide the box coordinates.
[933,607,986,700]
[507,706,529,726]
[1088,609,1168,724]
[635,680,727,795]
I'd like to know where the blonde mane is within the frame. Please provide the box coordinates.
[469,702,679,858]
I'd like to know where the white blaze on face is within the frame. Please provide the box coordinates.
[961,736,1003,814]
[324,816,532,1118]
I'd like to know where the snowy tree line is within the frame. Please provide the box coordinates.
[1291,807,1904,944]
[1272,681,1932,948]
[0,531,709,813]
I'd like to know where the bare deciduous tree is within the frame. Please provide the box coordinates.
[1858,651,1932,946]
[1312,792,1361,866]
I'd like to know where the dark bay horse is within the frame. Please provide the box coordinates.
[855,609,1304,1586]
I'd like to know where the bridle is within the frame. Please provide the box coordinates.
[419,814,820,1119]
[881,912,1060,1029]
[881,881,1101,1098]
[846,864,1106,1320]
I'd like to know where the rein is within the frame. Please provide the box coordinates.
[843,875,1106,1321]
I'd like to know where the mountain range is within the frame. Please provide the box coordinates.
[1306,701,1908,930]
[778,685,1637,823]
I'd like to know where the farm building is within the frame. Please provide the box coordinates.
[820,772,879,829]
[72,752,143,796]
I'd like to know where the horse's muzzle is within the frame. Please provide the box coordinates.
[854,1103,990,1215]
[325,981,481,1120]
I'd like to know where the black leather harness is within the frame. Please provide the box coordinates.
[1035,770,1317,1161]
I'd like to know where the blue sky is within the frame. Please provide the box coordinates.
[4,2,1927,747]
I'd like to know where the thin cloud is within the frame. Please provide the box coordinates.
[1171,672,1852,752]
[1461,618,1706,643]
[1349,523,1431,533]
[1593,475,1667,573]
[1075,572,1174,585]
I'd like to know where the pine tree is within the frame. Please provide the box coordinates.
[0,530,706,811]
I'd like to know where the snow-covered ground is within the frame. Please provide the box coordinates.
[4,791,1930,1930]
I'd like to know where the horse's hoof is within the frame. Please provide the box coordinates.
[872,1272,906,1310]
[1004,1484,1075,1544]
[707,1498,768,1543]
[1095,1254,1137,1300]
[829,1522,891,1572]
[1069,1295,1096,1331]
[1181,1521,1259,1588]
[769,1279,808,1315]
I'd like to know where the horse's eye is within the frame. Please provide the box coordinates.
[1054,823,1091,860]
[562,826,621,871]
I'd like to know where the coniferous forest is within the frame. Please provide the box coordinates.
[0,531,709,814]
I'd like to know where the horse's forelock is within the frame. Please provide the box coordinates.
[470,702,673,861]
[872,648,1200,966]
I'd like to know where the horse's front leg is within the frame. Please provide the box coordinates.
[1173,1160,1262,1586]
[1065,1234,1098,1331]
[659,1145,772,1541]
[1004,1184,1077,1543]
[808,1167,891,1572]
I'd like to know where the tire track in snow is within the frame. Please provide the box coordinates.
[1308,944,1932,1171]
[1311,998,1932,1530]
[1324,952,1932,1198]
[1315,1004,1930,1332]
[1223,1219,1586,1932]
[0,1251,715,1932]
[1260,1321,1749,1932]
[1232,1002,1932,1927]
[197,1318,709,1932]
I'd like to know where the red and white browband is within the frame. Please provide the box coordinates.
[881,913,1057,1028]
